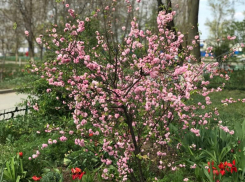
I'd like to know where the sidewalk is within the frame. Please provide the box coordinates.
[0,61,28,64]
[0,89,15,94]
[0,91,28,111]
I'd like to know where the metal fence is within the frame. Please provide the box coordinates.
[0,106,28,121]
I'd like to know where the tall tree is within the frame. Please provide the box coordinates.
[205,0,234,65]
[16,0,35,61]
[156,0,201,62]
[187,0,200,62]
[205,0,233,41]
[2,3,24,62]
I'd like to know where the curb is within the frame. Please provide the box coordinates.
[0,89,15,94]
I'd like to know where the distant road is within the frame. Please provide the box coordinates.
[0,92,28,111]
[0,61,28,64]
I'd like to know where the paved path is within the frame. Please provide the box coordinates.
[0,61,28,65]
[0,92,28,111]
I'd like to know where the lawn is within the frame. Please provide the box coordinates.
[0,64,26,89]
[190,89,245,124]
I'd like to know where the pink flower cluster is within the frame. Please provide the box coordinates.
[29,1,240,180]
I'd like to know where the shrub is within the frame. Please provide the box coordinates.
[22,1,242,181]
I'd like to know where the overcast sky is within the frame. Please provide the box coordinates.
[199,0,245,40]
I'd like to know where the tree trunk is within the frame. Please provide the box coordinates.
[26,23,35,61]
[157,0,164,12]
[15,51,19,62]
[188,0,200,62]
[39,45,43,61]
[15,31,19,62]
[54,2,58,25]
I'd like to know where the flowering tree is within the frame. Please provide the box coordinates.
[30,0,230,181]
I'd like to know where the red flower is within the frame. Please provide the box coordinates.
[72,174,78,180]
[89,133,93,137]
[75,168,82,173]
[226,160,237,173]
[208,161,217,174]
[218,162,225,170]
[71,168,85,180]
[213,169,219,176]
[230,160,237,173]
[208,166,218,174]
[208,161,214,167]
[18,152,23,158]
[71,168,76,174]
[220,169,225,176]
[218,161,229,175]
[72,172,85,180]
[71,167,81,174]
[32,176,42,181]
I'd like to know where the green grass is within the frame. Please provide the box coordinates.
[0,63,26,69]
[204,70,245,90]
[210,90,245,122]
[190,89,245,124]
[0,64,26,89]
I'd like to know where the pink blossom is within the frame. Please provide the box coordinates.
[59,131,65,135]
[115,114,120,119]
[25,30,29,36]
[190,164,196,169]
[85,17,90,22]
[53,140,57,144]
[174,65,188,75]
[103,168,108,173]
[33,103,39,111]
[150,70,158,78]
[48,139,53,144]
[60,136,67,142]
[41,144,48,149]
[36,37,42,44]
[32,154,38,159]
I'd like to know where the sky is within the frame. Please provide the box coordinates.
[199,0,245,40]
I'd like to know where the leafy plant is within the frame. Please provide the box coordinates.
[40,168,63,182]
[3,154,27,182]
